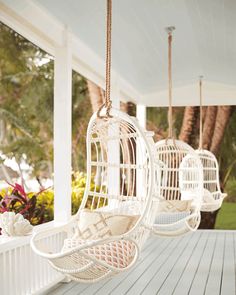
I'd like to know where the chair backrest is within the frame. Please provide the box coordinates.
[179,153,203,205]
[195,149,221,195]
[79,108,155,222]
[155,139,203,202]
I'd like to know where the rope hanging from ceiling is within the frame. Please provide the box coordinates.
[97,0,112,118]
[195,76,227,212]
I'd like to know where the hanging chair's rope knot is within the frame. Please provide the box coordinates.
[97,101,113,119]
[106,100,112,117]
[165,136,176,146]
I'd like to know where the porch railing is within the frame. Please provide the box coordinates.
[0,222,66,295]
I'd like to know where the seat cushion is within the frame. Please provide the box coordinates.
[157,200,193,213]
[203,188,215,203]
[74,209,140,240]
[61,210,139,270]
[62,237,137,269]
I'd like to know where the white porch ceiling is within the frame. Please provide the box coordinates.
[1,0,236,106]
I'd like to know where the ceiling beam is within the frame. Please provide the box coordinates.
[142,81,236,107]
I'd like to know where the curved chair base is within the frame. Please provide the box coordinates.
[200,200,223,212]
[151,211,201,237]
[201,193,227,212]
[31,222,140,283]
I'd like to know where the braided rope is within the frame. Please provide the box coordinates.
[168,31,173,138]
[199,76,203,149]
[165,27,175,144]
[97,0,113,118]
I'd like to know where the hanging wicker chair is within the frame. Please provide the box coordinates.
[195,149,226,212]
[31,108,157,283]
[151,139,203,237]
[148,28,203,237]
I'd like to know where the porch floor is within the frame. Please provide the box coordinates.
[47,230,236,295]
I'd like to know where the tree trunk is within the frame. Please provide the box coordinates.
[146,120,164,142]
[178,105,232,229]
[199,106,217,229]
[87,80,104,112]
[199,106,232,229]
[202,106,207,123]
[210,106,232,155]
[202,106,217,149]
[199,211,219,229]
[120,101,136,116]
[179,106,198,144]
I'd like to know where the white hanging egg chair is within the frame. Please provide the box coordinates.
[151,27,203,237]
[195,77,227,212]
[31,108,156,283]
[152,139,203,236]
[195,149,226,212]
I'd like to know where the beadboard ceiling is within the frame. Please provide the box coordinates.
[2,0,236,105]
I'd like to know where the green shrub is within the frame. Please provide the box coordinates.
[0,171,101,226]
[225,178,236,202]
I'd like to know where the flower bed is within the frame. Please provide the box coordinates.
[0,171,98,228]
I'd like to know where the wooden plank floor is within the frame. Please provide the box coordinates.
[47,230,236,295]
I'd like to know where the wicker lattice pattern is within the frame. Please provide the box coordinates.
[31,108,157,283]
[152,139,203,237]
[195,149,226,212]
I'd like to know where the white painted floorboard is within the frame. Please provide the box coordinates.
[46,230,236,295]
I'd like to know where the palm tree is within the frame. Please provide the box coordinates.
[179,106,198,144]
[87,80,104,112]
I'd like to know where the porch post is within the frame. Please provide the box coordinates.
[53,30,72,223]
[107,77,120,208]
[136,104,147,129]
[136,104,147,198]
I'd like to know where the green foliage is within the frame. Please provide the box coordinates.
[215,202,236,229]
[147,107,185,138]
[0,183,47,225]
[30,189,54,224]
[72,72,92,172]
[71,171,87,215]
[224,178,236,203]
[217,107,236,201]
[147,107,168,136]
[0,22,93,179]
[71,171,104,214]
[0,172,100,226]
[0,22,53,177]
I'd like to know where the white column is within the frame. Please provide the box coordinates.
[110,75,120,109]
[136,104,147,129]
[136,104,147,199]
[107,78,120,208]
[54,30,72,223]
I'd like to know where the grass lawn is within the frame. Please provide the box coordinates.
[215,202,236,229]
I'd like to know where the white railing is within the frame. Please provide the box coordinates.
[0,222,67,295]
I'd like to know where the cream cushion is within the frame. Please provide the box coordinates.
[157,200,193,213]
[62,238,136,269]
[62,209,139,269]
[202,188,215,203]
[74,209,140,240]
